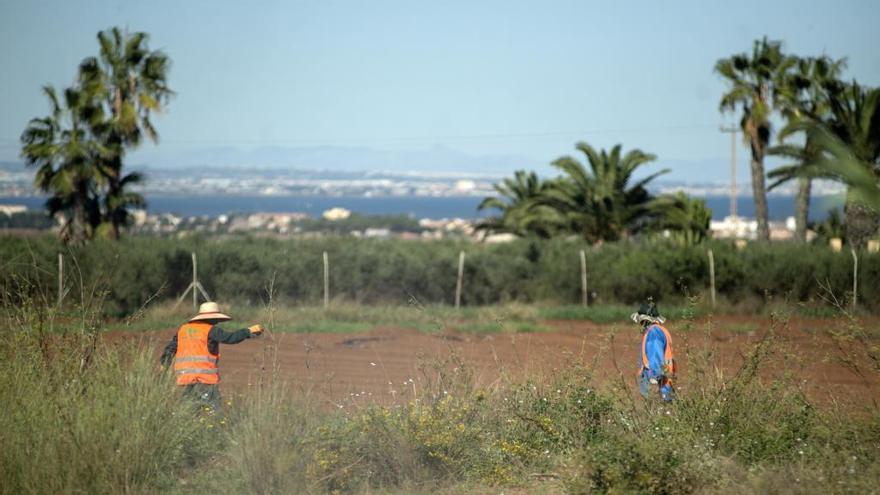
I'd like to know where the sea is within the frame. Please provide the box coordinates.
[0,195,845,221]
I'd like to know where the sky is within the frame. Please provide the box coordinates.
[1,0,878,182]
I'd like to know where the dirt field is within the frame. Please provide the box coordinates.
[133,314,880,409]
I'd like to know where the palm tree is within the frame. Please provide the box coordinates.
[716,37,796,241]
[477,170,559,237]
[769,55,846,241]
[77,27,172,238]
[811,84,880,246]
[543,142,668,242]
[20,86,105,244]
[650,192,713,246]
[811,208,846,244]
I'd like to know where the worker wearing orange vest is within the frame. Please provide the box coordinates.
[631,300,675,402]
[160,301,264,409]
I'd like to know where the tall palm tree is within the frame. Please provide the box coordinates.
[20,86,105,244]
[477,170,559,237]
[716,37,796,241]
[769,55,846,241]
[78,27,172,238]
[543,142,668,242]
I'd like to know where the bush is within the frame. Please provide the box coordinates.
[0,234,877,316]
[565,427,720,495]
[221,384,316,494]
[0,335,216,494]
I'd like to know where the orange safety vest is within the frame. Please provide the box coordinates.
[640,324,675,376]
[174,321,220,385]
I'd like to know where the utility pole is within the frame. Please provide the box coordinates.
[720,126,738,220]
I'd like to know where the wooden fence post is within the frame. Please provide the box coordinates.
[323,251,329,309]
[57,253,63,308]
[455,251,465,309]
[851,248,858,311]
[579,249,588,307]
[707,249,716,309]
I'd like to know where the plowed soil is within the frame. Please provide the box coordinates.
[128,315,880,409]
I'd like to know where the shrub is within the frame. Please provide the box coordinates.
[0,335,216,494]
[2,235,877,315]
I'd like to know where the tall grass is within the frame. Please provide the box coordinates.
[114,301,552,334]
[0,335,220,494]
[2,272,879,493]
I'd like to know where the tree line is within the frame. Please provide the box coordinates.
[2,236,878,314]
[20,27,172,245]
[479,37,879,246]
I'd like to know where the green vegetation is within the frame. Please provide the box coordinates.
[648,192,713,246]
[477,170,554,238]
[477,142,712,244]
[107,302,551,334]
[2,235,877,318]
[297,213,425,235]
[819,82,880,247]
[768,54,846,241]
[20,27,170,244]
[0,211,55,229]
[20,85,105,244]
[2,292,879,494]
[715,37,796,242]
[78,27,172,240]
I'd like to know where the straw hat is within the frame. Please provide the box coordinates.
[189,301,232,322]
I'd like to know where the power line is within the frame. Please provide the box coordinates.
[0,123,720,147]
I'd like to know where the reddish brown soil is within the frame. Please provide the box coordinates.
[129,315,880,409]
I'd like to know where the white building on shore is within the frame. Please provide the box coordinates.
[710,215,815,241]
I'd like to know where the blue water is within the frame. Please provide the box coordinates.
[1,195,844,221]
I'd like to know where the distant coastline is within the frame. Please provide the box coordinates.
[1,194,845,221]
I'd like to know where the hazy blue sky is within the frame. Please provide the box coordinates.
[1,0,878,181]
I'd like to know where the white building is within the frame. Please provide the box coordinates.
[710,215,809,241]
[323,207,352,221]
[0,204,27,216]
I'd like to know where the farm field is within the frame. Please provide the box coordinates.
[125,309,879,409]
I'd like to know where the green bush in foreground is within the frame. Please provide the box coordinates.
[2,301,879,494]
[0,335,217,494]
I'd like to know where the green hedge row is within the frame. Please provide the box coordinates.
[1,235,876,315]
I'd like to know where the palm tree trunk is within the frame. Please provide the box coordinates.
[750,146,770,241]
[72,192,87,245]
[795,176,811,242]
[108,177,121,240]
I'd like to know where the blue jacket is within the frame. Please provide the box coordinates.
[641,325,668,379]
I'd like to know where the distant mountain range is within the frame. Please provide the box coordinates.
[130,144,543,175]
[8,140,784,184]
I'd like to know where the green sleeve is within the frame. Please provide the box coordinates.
[160,334,178,366]
[208,325,252,345]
